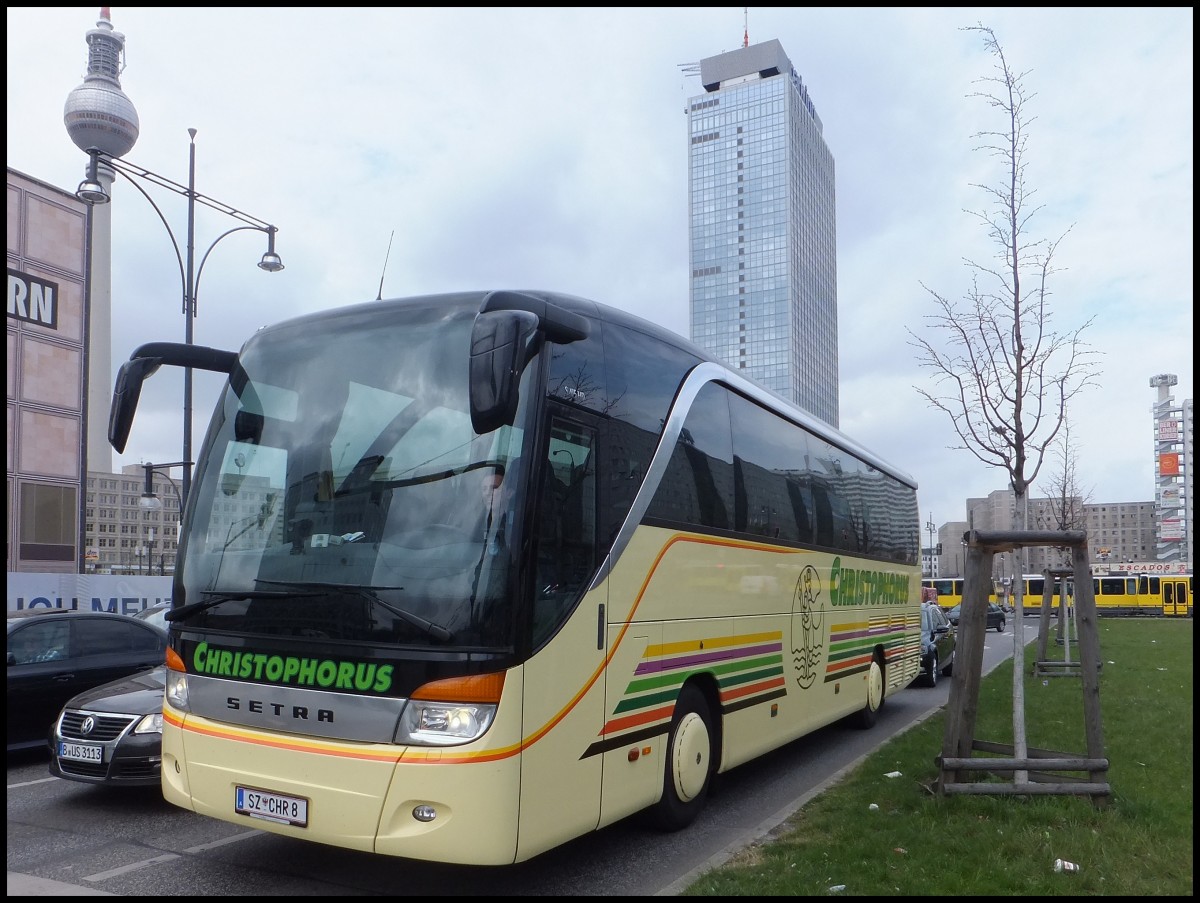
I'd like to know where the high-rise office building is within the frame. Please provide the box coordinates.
[686,38,839,426]
[1150,374,1191,565]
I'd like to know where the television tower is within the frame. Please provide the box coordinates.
[63,8,141,473]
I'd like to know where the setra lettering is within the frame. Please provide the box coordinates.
[226,696,334,723]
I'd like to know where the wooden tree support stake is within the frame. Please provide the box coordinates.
[936,531,1109,806]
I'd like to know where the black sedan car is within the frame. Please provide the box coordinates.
[7,608,167,753]
[49,665,166,787]
[919,601,955,687]
[945,602,1007,633]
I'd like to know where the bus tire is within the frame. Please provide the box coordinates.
[854,652,885,728]
[650,684,714,832]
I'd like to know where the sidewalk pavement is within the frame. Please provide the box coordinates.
[7,872,115,896]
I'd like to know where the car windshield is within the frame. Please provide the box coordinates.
[134,606,168,630]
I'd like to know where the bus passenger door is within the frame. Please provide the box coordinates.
[516,413,606,860]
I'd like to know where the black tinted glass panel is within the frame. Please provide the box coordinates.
[76,619,161,656]
[646,381,734,530]
[546,319,608,414]
[728,392,812,543]
[600,323,702,541]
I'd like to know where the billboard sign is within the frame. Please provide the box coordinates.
[1160,518,1184,541]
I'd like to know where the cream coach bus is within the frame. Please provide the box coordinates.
[108,289,924,865]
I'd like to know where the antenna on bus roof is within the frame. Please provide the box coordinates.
[376,230,395,301]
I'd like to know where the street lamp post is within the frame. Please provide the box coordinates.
[140,461,188,574]
[140,462,187,516]
[76,130,283,511]
[925,514,936,576]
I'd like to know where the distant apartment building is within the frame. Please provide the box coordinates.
[85,465,182,575]
[932,491,1158,578]
[686,39,839,426]
[83,462,282,575]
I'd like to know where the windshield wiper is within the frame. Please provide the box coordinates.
[254,579,453,643]
[164,589,300,623]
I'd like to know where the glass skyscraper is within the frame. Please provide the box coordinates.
[687,39,839,427]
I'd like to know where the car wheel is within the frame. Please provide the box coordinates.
[649,684,714,831]
[925,651,938,687]
[997,618,1005,633]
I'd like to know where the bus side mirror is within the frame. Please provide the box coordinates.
[469,309,539,435]
[108,356,163,453]
[109,342,238,453]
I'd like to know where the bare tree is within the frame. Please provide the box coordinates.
[908,24,1101,538]
[912,26,1104,781]
[1037,418,1092,566]
[1038,418,1090,530]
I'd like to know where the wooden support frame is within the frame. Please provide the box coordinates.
[936,530,1110,805]
[1034,567,1086,678]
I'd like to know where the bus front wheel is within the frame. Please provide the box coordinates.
[854,652,885,729]
[650,684,714,831]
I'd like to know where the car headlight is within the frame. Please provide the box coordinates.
[134,711,163,734]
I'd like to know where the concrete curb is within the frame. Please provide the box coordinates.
[7,871,116,896]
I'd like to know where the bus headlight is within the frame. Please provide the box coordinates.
[165,670,191,713]
[396,700,497,746]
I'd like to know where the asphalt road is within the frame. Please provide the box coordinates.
[7,618,1030,896]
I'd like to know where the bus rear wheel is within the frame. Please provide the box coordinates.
[650,684,714,831]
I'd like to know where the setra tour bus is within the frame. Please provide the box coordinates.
[108,290,923,865]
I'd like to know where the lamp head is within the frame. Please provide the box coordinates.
[139,463,163,511]
[258,226,284,272]
[76,178,110,204]
[75,147,111,204]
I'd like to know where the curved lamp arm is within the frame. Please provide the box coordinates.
[105,164,188,309]
[194,225,272,313]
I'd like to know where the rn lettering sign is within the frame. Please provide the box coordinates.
[7,268,59,329]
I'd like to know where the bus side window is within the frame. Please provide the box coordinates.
[533,416,597,645]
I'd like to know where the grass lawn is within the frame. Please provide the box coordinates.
[680,618,1193,896]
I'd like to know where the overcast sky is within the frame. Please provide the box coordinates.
[7,7,1193,534]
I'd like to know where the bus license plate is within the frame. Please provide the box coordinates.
[58,741,103,762]
[235,785,308,827]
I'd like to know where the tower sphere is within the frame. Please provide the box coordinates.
[65,83,140,157]
[64,9,140,158]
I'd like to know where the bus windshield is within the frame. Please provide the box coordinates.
[178,299,532,650]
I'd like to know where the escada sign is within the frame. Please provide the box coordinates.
[7,268,59,329]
